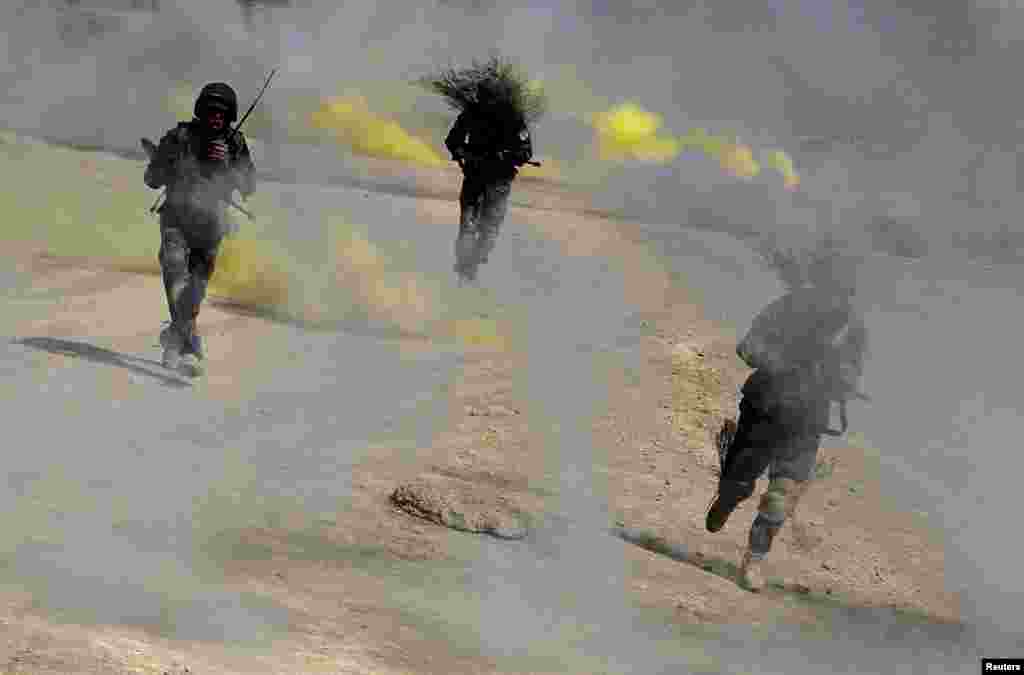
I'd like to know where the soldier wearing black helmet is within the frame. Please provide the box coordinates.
[706,247,869,591]
[143,82,256,375]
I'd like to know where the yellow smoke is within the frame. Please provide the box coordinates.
[209,235,292,310]
[591,103,681,162]
[681,127,801,186]
[310,95,445,167]
[589,101,802,188]
[766,148,801,190]
[718,141,761,180]
[328,219,439,335]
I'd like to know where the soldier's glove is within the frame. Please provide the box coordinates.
[207,140,229,164]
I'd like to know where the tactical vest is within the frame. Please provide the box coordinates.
[162,121,244,217]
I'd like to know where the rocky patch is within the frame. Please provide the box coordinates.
[390,474,534,540]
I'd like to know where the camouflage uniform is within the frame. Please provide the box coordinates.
[707,284,868,590]
[143,82,255,373]
[444,101,533,284]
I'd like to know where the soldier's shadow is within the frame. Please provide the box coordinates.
[613,524,894,601]
[14,337,191,389]
[611,525,744,586]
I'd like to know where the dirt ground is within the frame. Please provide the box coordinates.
[0,166,960,674]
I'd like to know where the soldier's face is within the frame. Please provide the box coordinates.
[205,109,226,132]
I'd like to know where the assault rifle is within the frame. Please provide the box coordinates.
[454,149,542,169]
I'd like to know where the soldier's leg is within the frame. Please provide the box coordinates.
[455,176,484,281]
[475,179,511,265]
[157,226,191,368]
[740,432,820,590]
[180,242,220,360]
[706,398,776,533]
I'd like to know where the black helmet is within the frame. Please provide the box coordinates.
[194,82,238,123]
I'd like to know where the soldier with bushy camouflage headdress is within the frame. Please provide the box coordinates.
[143,81,256,376]
[706,237,869,591]
[420,56,546,285]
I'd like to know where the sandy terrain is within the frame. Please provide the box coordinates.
[0,158,963,674]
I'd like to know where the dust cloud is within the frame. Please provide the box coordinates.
[2,1,1022,672]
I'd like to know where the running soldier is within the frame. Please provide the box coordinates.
[421,56,546,285]
[707,247,869,591]
[143,82,256,376]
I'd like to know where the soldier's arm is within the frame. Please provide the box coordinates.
[230,133,256,199]
[736,297,790,373]
[143,129,180,189]
[445,113,469,160]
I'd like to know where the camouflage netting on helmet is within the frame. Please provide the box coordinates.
[418,55,548,125]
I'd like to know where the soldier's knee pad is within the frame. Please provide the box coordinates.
[159,242,187,273]
[758,478,806,523]
[749,513,783,557]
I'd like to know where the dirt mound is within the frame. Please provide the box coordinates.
[390,475,534,540]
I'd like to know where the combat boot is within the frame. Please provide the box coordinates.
[705,479,753,533]
[179,321,205,378]
[706,493,738,533]
[738,549,766,592]
[159,323,185,371]
[181,321,204,360]
[454,261,478,287]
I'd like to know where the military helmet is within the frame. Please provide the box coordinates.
[194,82,239,123]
